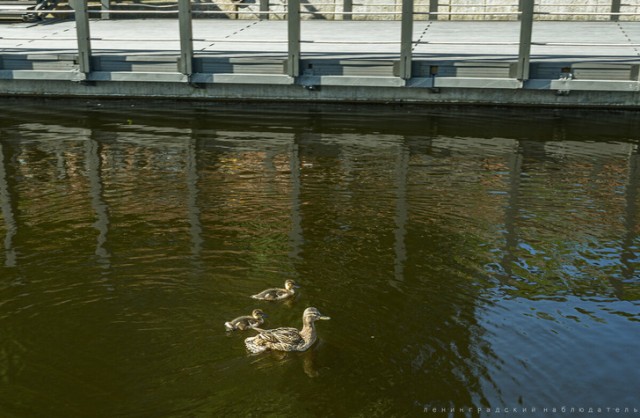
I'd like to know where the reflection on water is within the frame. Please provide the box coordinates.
[0,101,639,417]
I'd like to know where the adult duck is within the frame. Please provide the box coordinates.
[250,279,299,301]
[245,307,330,353]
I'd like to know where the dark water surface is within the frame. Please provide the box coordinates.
[0,101,639,417]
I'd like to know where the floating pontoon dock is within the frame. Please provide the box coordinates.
[2,0,640,107]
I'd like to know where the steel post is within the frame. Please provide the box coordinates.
[287,0,301,77]
[611,0,621,21]
[343,0,353,21]
[73,0,92,74]
[399,0,413,80]
[428,0,437,21]
[516,0,533,81]
[260,0,270,19]
[178,0,194,76]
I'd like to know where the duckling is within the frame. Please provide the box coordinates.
[224,309,268,331]
[250,279,299,301]
[244,307,330,353]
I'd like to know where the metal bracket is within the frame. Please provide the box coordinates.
[557,71,574,95]
[189,80,206,89]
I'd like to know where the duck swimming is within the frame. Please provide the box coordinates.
[224,309,268,331]
[250,279,299,301]
[244,307,330,353]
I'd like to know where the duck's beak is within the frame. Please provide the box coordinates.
[319,315,331,320]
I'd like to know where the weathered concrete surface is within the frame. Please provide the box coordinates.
[2,78,639,108]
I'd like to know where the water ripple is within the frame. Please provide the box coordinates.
[0,104,639,417]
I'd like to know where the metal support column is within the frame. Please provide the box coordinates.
[611,0,621,21]
[428,0,438,21]
[259,0,270,19]
[178,0,194,76]
[516,0,533,81]
[343,0,352,21]
[399,0,413,80]
[73,0,92,74]
[287,0,301,77]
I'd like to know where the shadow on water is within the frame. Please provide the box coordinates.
[0,99,639,417]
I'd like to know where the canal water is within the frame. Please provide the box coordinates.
[0,101,639,417]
